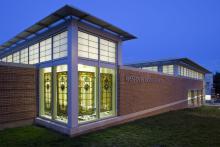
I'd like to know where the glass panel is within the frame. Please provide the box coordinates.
[56,65,68,123]
[40,38,52,62]
[78,64,97,123]
[29,43,39,64]
[162,65,174,75]
[78,31,98,60]
[44,72,52,116]
[13,52,20,63]
[188,90,192,106]
[142,66,158,72]
[2,57,6,62]
[53,32,67,60]
[100,39,116,63]
[20,48,29,64]
[6,55,12,62]
[39,67,52,119]
[100,68,116,118]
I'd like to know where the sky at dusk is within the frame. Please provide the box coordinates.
[0,0,220,72]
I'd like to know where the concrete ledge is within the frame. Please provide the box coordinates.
[0,62,35,68]
[35,117,69,135]
[0,119,34,130]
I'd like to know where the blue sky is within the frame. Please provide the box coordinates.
[0,0,219,72]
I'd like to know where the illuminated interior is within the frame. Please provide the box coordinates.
[78,64,97,123]
[39,67,52,119]
[39,65,68,123]
[100,68,116,118]
[56,65,68,122]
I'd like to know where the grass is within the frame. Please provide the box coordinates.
[1,106,220,147]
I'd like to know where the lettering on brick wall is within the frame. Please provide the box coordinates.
[125,75,161,83]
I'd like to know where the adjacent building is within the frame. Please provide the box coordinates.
[127,58,210,80]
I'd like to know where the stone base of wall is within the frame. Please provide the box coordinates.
[0,119,34,130]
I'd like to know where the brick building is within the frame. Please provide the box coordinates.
[0,5,209,136]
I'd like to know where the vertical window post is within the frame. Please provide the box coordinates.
[174,65,179,76]
[67,19,78,128]
[117,41,122,66]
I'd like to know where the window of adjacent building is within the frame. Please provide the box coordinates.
[29,43,39,64]
[40,38,52,62]
[142,66,158,72]
[78,64,97,123]
[53,31,67,60]
[13,52,20,63]
[78,31,98,60]
[100,67,116,118]
[162,65,174,75]
[6,55,12,62]
[188,90,192,106]
[100,39,116,63]
[20,48,29,64]
[2,57,6,62]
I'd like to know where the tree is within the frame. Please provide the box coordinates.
[213,72,220,98]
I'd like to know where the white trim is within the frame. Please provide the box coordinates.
[67,20,79,128]
[117,42,122,66]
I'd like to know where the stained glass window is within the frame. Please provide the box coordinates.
[100,73,112,112]
[39,67,52,119]
[44,72,52,116]
[79,71,95,115]
[100,68,115,118]
[57,71,68,120]
[78,64,97,123]
[55,65,68,122]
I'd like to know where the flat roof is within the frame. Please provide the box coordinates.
[126,58,211,73]
[0,5,136,51]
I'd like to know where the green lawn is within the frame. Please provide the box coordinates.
[1,106,220,147]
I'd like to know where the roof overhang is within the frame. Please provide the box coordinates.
[0,5,136,51]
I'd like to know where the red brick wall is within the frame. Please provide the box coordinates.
[0,64,36,124]
[118,67,203,115]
